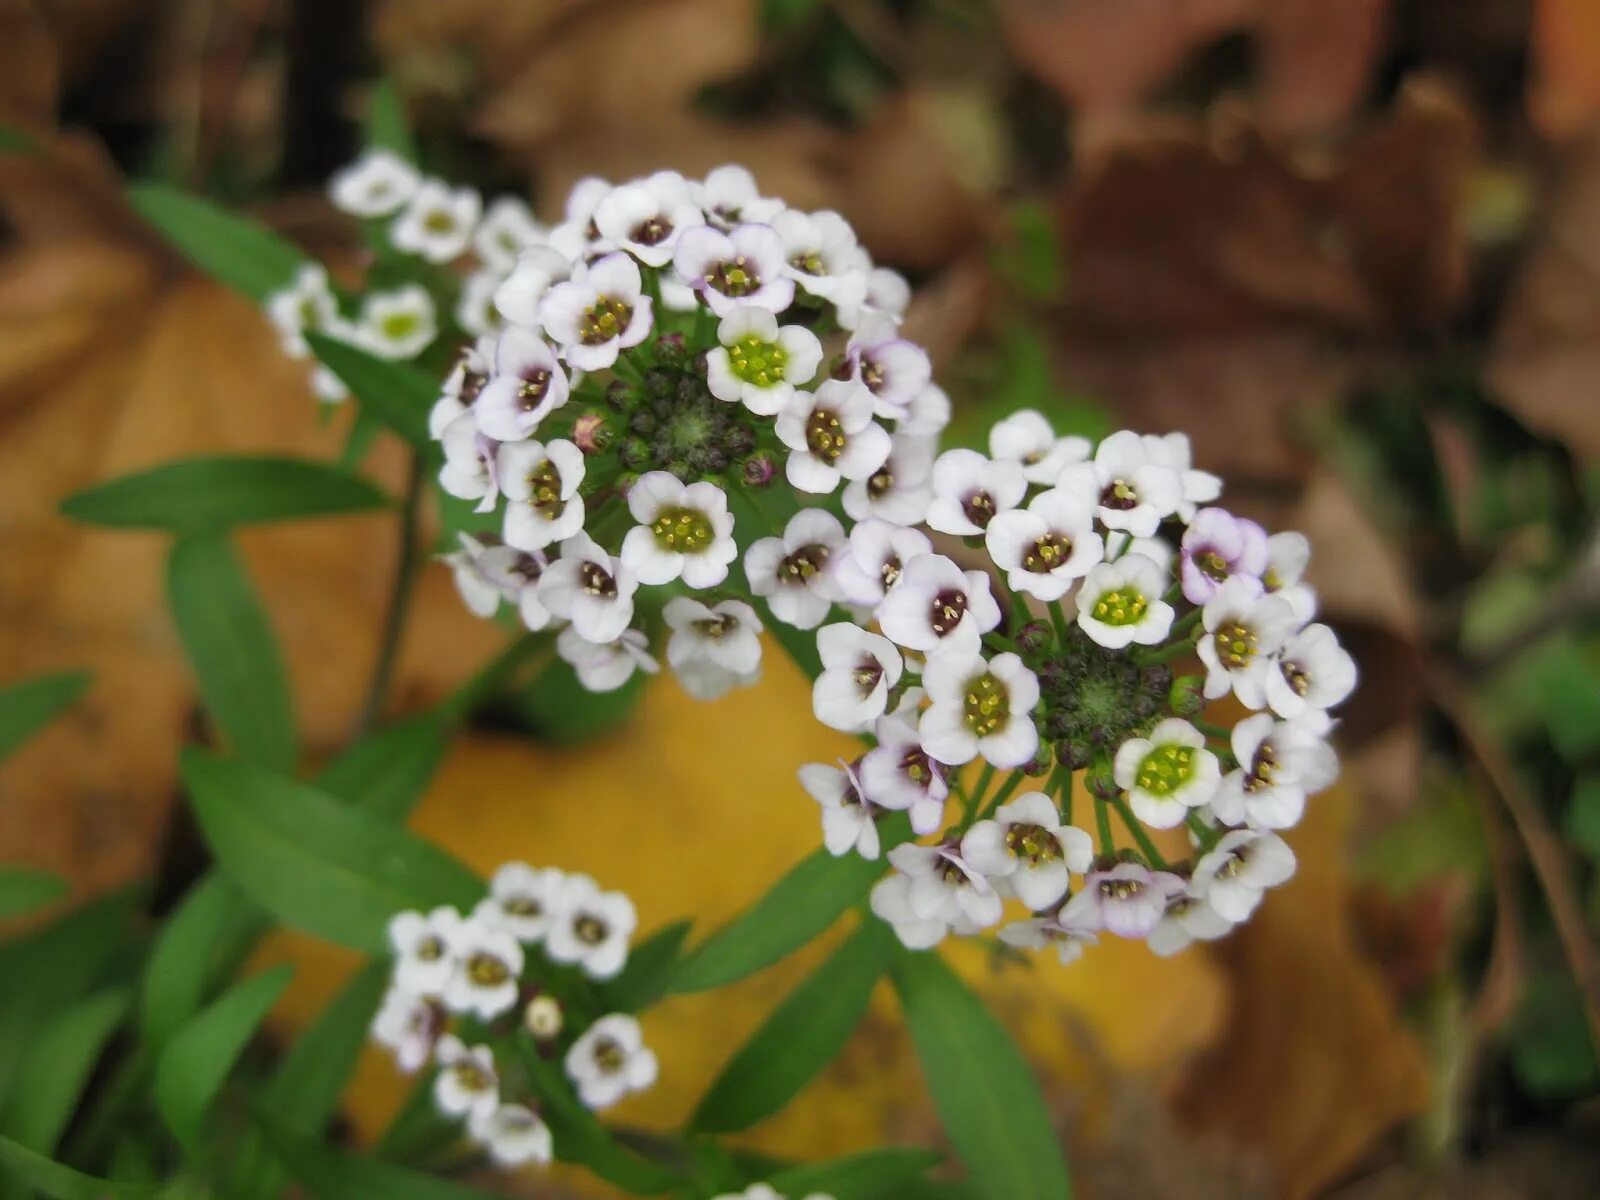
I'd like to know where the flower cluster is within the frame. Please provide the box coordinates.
[370,863,656,1170]
[427,166,938,698]
[795,419,1356,960]
[263,149,544,402]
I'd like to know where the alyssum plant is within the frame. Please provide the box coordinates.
[5,99,1352,1200]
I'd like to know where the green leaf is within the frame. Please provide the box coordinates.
[306,333,435,448]
[505,655,647,745]
[0,988,129,1154]
[693,920,891,1133]
[315,714,448,822]
[61,455,389,534]
[0,1136,158,1200]
[671,817,905,994]
[181,748,482,953]
[1511,970,1600,1098]
[127,183,305,300]
[154,964,293,1151]
[168,534,296,771]
[891,949,1070,1200]
[364,79,418,161]
[139,875,266,1054]
[598,919,692,1013]
[258,1116,499,1200]
[1569,774,1600,859]
[767,1148,946,1200]
[0,670,91,760]
[0,867,67,918]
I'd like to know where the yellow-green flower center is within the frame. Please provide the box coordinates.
[1243,743,1279,793]
[527,459,565,517]
[805,409,847,463]
[380,311,419,341]
[1213,621,1257,669]
[791,249,825,275]
[580,295,633,345]
[651,506,714,553]
[1023,533,1073,573]
[415,934,445,961]
[727,335,788,387]
[779,545,830,584]
[1136,743,1195,797]
[1197,550,1231,582]
[593,1037,626,1073]
[466,952,511,987]
[423,209,455,234]
[710,256,759,297]
[1091,586,1147,627]
[574,915,608,945]
[1004,822,1061,865]
[963,673,1009,737]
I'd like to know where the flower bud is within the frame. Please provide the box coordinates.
[1056,737,1094,771]
[1022,744,1054,777]
[605,379,632,410]
[742,452,777,489]
[653,331,687,368]
[574,411,613,455]
[618,437,651,469]
[1168,674,1206,719]
[524,993,563,1041]
[1085,757,1119,802]
[1015,619,1052,659]
[644,367,675,398]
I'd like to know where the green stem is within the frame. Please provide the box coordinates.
[960,762,996,830]
[1186,812,1221,852]
[1196,720,1232,741]
[1136,636,1197,666]
[1052,764,1074,825]
[1110,796,1169,868]
[976,769,1026,823]
[1048,599,1072,646]
[1008,588,1032,631]
[1171,607,1204,637]
[355,449,426,736]
[1094,796,1116,856]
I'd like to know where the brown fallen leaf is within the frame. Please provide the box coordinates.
[1528,0,1600,141]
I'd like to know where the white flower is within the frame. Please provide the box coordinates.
[264,263,338,357]
[441,534,549,629]
[712,1187,834,1200]
[389,907,464,997]
[475,328,571,442]
[539,532,639,643]
[1196,577,1300,707]
[619,472,737,588]
[1059,863,1184,940]
[329,149,419,217]
[1147,887,1234,957]
[877,553,1002,659]
[594,176,704,268]
[850,265,911,327]
[799,759,880,860]
[983,488,1103,602]
[848,316,932,420]
[1075,555,1175,649]
[842,434,936,527]
[494,244,574,329]
[545,874,635,980]
[498,439,586,551]
[704,307,822,415]
[539,252,654,371]
[663,597,763,701]
[557,626,659,693]
[772,209,869,307]
[919,650,1040,769]
[356,285,437,360]
[563,175,613,229]
[392,179,481,262]
[1056,430,1184,538]
[1210,713,1338,830]
[961,792,1092,911]
[430,337,494,438]
[474,196,544,270]
[998,911,1100,966]
[897,383,952,437]
[1266,622,1356,720]
[433,1035,499,1122]
[673,222,795,315]
[830,519,931,607]
[1112,718,1221,828]
[859,713,948,835]
[692,164,784,228]
[775,380,892,494]
[870,872,949,949]
[475,862,567,943]
[312,364,349,404]
[887,842,1004,931]
[812,625,903,732]
[925,449,1028,536]
[468,1102,553,1168]
[988,409,1090,484]
[438,415,499,511]
[456,267,505,338]
[1142,431,1221,522]
[744,508,847,630]
[1192,829,1296,922]
[441,918,524,1020]
[1263,530,1317,622]
[565,1014,658,1110]
[371,986,437,1074]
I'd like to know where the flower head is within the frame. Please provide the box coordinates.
[1112,718,1221,828]
[540,252,654,371]
[673,223,794,315]
[330,149,419,217]
[961,792,1092,911]
[775,380,892,494]
[619,472,737,588]
[744,508,847,629]
[545,874,636,980]
[392,179,481,262]
[565,1014,658,1109]
[705,307,822,416]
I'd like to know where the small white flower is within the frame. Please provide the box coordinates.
[1262,530,1317,622]
[998,910,1100,966]
[743,508,847,629]
[264,263,338,357]
[494,244,574,329]
[456,267,506,338]
[772,208,869,308]
[1210,713,1338,830]
[847,316,932,420]
[1196,577,1301,707]
[925,449,1028,536]
[442,919,524,1020]
[475,862,567,943]
[557,626,659,693]
[468,1102,553,1168]
[877,553,1001,660]
[775,380,892,495]
[329,149,419,217]
[594,176,704,268]
[433,1035,499,1122]
[842,434,936,527]
[312,363,350,405]
[887,841,1004,931]
[392,179,482,263]
[429,337,494,438]
[476,328,570,442]
[663,596,763,700]
[441,534,549,629]
[539,532,639,643]
[919,650,1040,769]
[799,759,880,860]
[357,284,437,360]
[813,624,903,732]
[473,196,544,271]
[619,472,737,588]
[830,519,931,607]
[870,872,949,949]
[897,383,952,437]
[961,792,1092,911]
[1142,431,1221,522]
[1266,622,1357,720]
[1056,430,1184,538]
[1060,863,1185,940]
[984,488,1103,602]
[565,1014,658,1110]
[705,307,822,416]
[539,252,654,371]
[1179,508,1268,605]
[988,409,1089,484]
[859,713,948,835]
[563,175,613,229]
[692,164,785,229]
[389,907,464,997]
[673,222,795,315]
[371,986,438,1074]
[498,439,586,551]
[1192,829,1296,922]
[545,874,635,980]
[1147,887,1234,957]
[1112,718,1221,828]
[1075,555,1175,649]
[849,265,912,327]
[438,415,499,511]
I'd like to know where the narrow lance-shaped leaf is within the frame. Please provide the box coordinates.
[127,183,305,300]
[597,919,692,1013]
[306,333,435,448]
[258,1116,500,1200]
[0,1136,158,1200]
[0,988,129,1155]
[0,671,90,761]
[766,1147,947,1200]
[692,919,892,1133]
[168,533,297,772]
[364,78,418,162]
[61,456,390,534]
[0,867,67,919]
